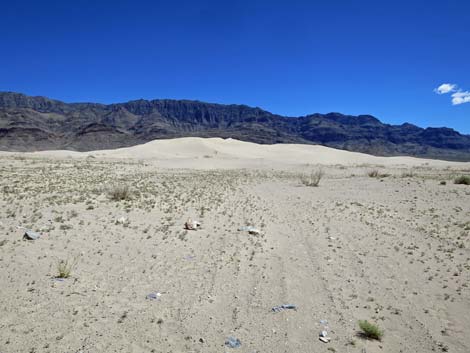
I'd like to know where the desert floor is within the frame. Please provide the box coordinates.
[1,143,470,353]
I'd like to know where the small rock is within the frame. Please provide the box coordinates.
[146,292,162,300]
[225,336,241,348]
[23,230,41,240]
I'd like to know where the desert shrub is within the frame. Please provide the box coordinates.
[108,185,132,201]
[367,169,390,178]
[301,169,324,187]
[358,320,383,340]
[401,169,415,178]
[56,257,78,278]
[454,176,470,185]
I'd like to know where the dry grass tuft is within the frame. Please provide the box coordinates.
[367,169,390,178]
[300,169,324,187]
[56,257,79,278]
[108,185,132,201]
[358,320,383,340]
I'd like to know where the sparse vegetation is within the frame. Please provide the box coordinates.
[300,169,324,187]
[108,185,132,201]
[401,169,415,178]
[454,176,470,185]
[56,257,78,278]
[1,155,469,352]
[347,338,357,346]
[358,320,383,340]
[368,169,390,178]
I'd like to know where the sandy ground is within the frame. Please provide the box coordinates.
[1,139,470,353]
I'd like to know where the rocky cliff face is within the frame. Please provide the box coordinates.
[1,91,470,161]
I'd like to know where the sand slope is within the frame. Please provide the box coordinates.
[3,137,469,168]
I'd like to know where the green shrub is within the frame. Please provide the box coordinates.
[454,176,470,185]
[358,320,383,340]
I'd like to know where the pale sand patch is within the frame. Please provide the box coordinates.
[2,137,469,169]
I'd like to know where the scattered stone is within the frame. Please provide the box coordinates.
[116,217,129,225]
[184,218,201,230]
[238,226,260,235]
[23,230,41,240]
[225,336,241,348]
[271,304,297,312]
[146,292,162,300]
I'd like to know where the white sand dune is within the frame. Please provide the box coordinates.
[2,137,470,168]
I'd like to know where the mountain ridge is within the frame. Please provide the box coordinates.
[1,91,469,161]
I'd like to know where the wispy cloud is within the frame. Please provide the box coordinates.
[451,91,470,105]
[434,83,457,94]
[435,83,470,105]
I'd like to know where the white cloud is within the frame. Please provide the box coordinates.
[434,83,457,94]
[434,82,470,105]
[451,91,470,105]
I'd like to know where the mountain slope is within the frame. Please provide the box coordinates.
[1,91,470,161]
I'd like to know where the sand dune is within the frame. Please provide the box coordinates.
[3,137,470,169]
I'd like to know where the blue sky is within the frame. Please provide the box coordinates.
[1,0,469,133]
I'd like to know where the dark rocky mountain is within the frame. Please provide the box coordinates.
[1,91,470,161]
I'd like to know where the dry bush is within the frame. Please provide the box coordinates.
[368,169,390,178]
[401,169,415,178]
[300,169,324,187]
[108,185,132,201]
